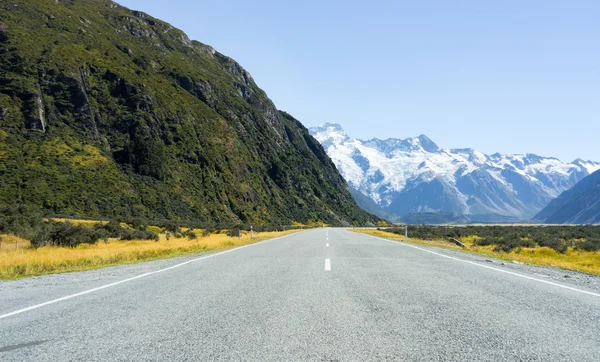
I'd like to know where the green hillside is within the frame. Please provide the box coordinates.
[0,0,379,226]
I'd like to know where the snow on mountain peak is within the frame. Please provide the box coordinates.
[308,123,600,220]
[571,159,600,174]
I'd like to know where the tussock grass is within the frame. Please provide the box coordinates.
[50,218,108,227]
[0,234,31,250]
[0,230,296,280]
[354,229,600,276]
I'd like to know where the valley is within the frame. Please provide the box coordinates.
[0,1,599,360]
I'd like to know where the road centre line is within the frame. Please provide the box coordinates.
[325,259,331,271]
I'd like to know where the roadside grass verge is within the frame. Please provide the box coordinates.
[353,229,600,276]
[0,230,297,280]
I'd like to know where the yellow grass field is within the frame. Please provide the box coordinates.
[354,229,600,276]
[0,230,297,280]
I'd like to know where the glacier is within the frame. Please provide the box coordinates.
[309,123,600,221]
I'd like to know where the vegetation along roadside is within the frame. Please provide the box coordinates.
[354,225,600,276]
[0,208,305,279]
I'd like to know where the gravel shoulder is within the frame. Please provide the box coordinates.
[359,231,600,293]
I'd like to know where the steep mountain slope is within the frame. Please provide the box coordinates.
[535,170,600,224]
[0,0,379,226]
[309,123,600,221]
[347,186,398,222]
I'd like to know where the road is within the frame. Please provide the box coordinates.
[1,228,599,361]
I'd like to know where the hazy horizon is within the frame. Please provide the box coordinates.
[118,0,599,162]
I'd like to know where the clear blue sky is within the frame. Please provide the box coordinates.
[118,0,599,162]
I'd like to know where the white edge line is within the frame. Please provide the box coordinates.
[325,258,331,271]
[363,233,600,298]
[0,232,297,320]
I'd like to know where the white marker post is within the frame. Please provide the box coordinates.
[250,225,253,239]
[405,225,408,241]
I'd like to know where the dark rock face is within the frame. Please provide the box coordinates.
[0,0,379,226]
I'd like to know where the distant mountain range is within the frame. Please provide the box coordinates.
[535,170,600,224]
[309,123,600,223]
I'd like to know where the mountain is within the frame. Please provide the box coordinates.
[347,186,399,222]
[400,212,470,225]
[309,123,600,222]
[535,170,600,224]
[0,0,380,226]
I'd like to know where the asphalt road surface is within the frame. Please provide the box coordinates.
[1,228,599,361]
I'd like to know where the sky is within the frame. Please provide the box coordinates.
[117,0,599,162]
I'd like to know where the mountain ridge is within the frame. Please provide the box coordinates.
[0,0,380,226]
[535,170,600,224]
[309,123,600,222]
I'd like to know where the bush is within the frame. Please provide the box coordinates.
[493,235,535,253]
[378,224,600,254]
[0,204,46,240]
[94,220,158,241]
[201,230,212,237]
[475,236,498,246]
[120,229,159,241]
[182,230,197,240]
[163,221,181,234]
[127,217,148,231]
[94,220,124,238]
[31,221,106,248]
[539,238,568,254]
[227,229,240,238]
[579,239,600,252]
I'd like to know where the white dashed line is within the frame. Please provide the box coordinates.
[325,259,331,271]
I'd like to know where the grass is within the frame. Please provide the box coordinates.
[0,230,297,280]
[354,229,600,276]
[50,218,108,226]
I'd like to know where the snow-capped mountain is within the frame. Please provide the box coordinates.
[309,123,600,221]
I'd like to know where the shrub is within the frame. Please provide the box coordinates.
[31,221,106,248]
[201,230,212,237]
[94,220,124,238]
[0,204,46,240]
[182,230,197,240]
[127,217,148,231]
[120,229,159,241]
[475,236,498,246]
[493,235,534,253]
[579,239,600,252]
[94,220,158,241]
[539,238,568,254]
[163,221,181,233]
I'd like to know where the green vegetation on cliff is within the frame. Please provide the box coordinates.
[0,0,379,226]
